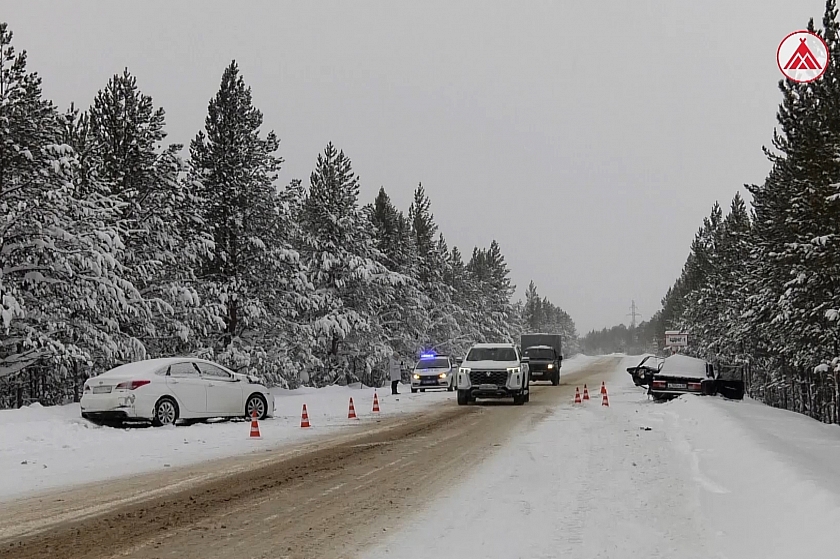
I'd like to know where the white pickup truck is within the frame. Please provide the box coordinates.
[456,343,530,405]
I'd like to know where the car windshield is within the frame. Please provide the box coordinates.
[415,357,449,369]
[524,348,554,359]
[466,347,517,362]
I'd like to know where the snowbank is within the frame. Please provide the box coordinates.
[0,382,449,501]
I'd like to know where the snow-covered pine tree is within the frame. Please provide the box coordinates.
[465,241,517,343]
[299,143,397,386]
[408,184,460,353]
[523,280,543,331]
[484,240,518,341]
[740,8,840,417]
[0,24,143,406]
[84,69,214,358]
[443,245,478,356]
[189,61,307,385]
[367,187,426,370]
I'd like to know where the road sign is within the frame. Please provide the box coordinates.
[664,331,688,348]
[777,30,829,83]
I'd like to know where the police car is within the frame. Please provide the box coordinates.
[411,353,456,392]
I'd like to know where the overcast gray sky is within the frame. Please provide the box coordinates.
[4,0,827,333]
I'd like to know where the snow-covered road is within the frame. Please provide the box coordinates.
[0,355,603,502]
[364,355,840,559]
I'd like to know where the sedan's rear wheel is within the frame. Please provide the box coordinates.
[246,393,268,420]
[153,397,179,427]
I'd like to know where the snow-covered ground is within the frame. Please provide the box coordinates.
[0,355,602,503]
[0,382,447,501]
[364,355,840,559]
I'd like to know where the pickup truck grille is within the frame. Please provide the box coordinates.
[469,370,508,386]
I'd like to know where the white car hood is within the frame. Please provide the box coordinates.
[461,360,519,370]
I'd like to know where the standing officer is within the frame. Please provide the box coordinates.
[389,353,402,395]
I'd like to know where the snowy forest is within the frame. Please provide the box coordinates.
[580,322,659,356]
[647,2,840,424]
[0,23,578,408]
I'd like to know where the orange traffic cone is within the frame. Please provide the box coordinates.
[600,381,607,395]
[574,386,582,404]
[348,397,358,419]
[372,391,380,413]
[602,388,610,407]
[249,409,261,438]
[583,384,590,401]
[301,403,311,428]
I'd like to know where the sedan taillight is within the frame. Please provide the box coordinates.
[652,380,667,390]
[115,380,151,390]
[688,382,702,391]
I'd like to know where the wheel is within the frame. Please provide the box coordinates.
[551,371,560,386]
[152,397,179,427]
[447,381,454,392]
[420,388,425,393]
[245,393,268,420]
[411,387,418,393]
[513,393,525,405]
[525,390,530,403]
[457,390,469,405]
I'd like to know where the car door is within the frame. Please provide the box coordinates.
[165,361,207,414]
[196,362,244,416]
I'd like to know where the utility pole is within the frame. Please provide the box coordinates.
[627,300,642,329]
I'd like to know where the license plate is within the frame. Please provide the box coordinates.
[421,379,437,385]
[92,386,112,394]
[668,383,687,389]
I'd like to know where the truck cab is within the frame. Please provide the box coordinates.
[520,333,563,386]
[523,345,562,385]
[456,343,530,405]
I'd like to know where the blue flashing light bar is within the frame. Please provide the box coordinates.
[420,352,436,359]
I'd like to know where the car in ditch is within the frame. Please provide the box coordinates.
[456,343,530,405]
[411,353,456,392]
[647,354,715,401]
[626,354,665,387]
[80,357,275,426]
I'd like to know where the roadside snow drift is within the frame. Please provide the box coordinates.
[364,356,840,559]
[0,383,444,501]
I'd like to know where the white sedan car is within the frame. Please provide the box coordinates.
[80,357,274,426]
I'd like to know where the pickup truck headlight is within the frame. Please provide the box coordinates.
[457,367,471,389]
[507,367,521,375]
[547,363,554,369]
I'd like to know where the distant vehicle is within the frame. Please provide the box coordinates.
[80,358,274,426]
[456,343,530,405]
[521,333,563,385]
[411,353,456,392]
[626,354,665,387]
[647,354,715,401]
